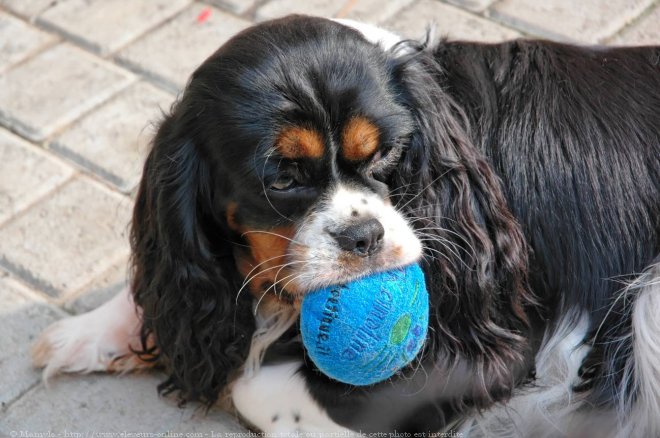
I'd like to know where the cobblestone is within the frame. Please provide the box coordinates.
[445,0,496,12]
[0,129,73,225]
[117,4,251,92]
[0,0,61,20]
[0,374,245,433]
[0,10,57,72]
[0,177,132,298]
[0,44,134,142]
[63,257,129,315]
[0,270,64,409]
[336,0,415,24]
[37,0,191,55]
[205,0,259,16]
[50,82,174,192]
[385,0,520,41]
[255,0,345,22]
[610,4,660,45]
[490,0,655,43]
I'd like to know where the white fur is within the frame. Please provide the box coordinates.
[619,262,660,437]
[232,361,356,435]
[468,261,660,438]
[333,19,404,52]
[33,287,141,380]
[244,301,299,377]
[288,184,422,291]
[468,312,591,438]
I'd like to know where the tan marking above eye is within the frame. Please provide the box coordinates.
[276,126,325,159]
[341,116,380,161]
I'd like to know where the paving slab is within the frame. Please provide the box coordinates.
[0,43,134,142]
[205,0,259,16]
[490,0,655,43]
[336,0,415,24]
[255,0,345,22]
[0,270,64,410]
[0,0,63,20]
[0,129,73,225]
[385,0,520,42]
[50,81,174,192]
[610,5,660,46]
[0,10,57,72]
[0,374,247,433]
[118,3,251,92]
[37,0,191,55]
[444,0,497,13]
[169,407,247,433]
[0,176,132,298]
[63,256,129,315]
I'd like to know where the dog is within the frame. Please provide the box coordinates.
[33,15,659,437]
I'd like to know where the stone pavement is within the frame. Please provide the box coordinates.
[0,0,658,435]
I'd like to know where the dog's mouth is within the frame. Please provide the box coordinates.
[285,238,421,296]
[234,185,422,303]
[282,185,423,296]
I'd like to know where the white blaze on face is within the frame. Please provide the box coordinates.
[287,184,422,293]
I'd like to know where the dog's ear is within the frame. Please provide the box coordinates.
[130,107,255,406]
[389,48,536,405]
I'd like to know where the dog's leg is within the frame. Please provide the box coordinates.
[622,260,660,437]
[32,287,150,379]
[232,361,355,434]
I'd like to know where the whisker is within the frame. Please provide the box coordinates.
[415,230,466,257]
[421,245,459,270]
[241,230,307,246]
[236,260,307,303]
[254,272,310,314]
[280,272,314,296]
[239,254,289,287]
[395,168,453,212]
[415,227,477,260]
[419,238,463,264]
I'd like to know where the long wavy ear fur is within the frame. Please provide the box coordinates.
[389,44,536,406]
[130,108,255,406]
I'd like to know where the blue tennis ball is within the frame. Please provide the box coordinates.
[300,263,428,386]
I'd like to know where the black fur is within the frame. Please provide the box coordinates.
[428,40,660,411]
[130,103,255,405]
[129,15,660,432]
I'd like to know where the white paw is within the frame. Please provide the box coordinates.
[232,362,356,434]
[32,289,144,380]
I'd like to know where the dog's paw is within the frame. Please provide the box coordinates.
[32,315,109,378]
[233,362,356,435]
[32,289,144,380]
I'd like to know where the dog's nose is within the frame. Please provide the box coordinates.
[333,218,385,256]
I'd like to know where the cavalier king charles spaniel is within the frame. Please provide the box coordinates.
[33,15,659,437]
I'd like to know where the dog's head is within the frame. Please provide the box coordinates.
[197,16,423,296]
[131,15,533,406]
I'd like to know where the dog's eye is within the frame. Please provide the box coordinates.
[369,145,401,182]
[270,173,297,191]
